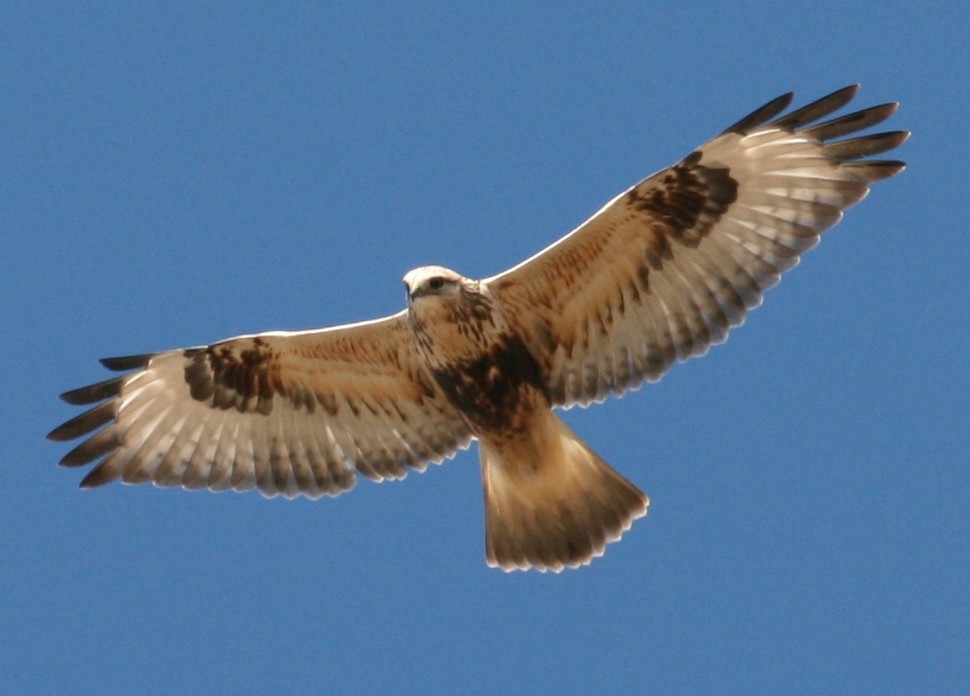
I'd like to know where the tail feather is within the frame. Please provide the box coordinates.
[480,412,648,572]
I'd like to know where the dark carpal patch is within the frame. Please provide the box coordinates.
[184,337,282,415]
[431,334,548,433]
[626,153,738,283]
[629,153,738,244]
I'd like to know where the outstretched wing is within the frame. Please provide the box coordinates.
[49,312,473,498]
[488,85,908,407]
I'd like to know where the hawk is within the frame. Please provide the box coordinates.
[49,86,907,572]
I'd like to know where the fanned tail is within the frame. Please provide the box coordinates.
[480,411,648,572]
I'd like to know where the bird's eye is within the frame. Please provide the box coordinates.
[429,277,445,291]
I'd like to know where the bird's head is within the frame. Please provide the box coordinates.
[403,266,466,304]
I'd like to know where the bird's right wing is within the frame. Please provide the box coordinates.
[49,311,472,498]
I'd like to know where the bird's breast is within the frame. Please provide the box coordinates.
[427,332,550,435]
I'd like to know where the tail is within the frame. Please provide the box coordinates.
[480,411,648,572]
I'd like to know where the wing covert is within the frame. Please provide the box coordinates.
[487,85,907,407]
[49,312,473,498]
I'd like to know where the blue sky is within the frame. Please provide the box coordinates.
[3,3,968,694]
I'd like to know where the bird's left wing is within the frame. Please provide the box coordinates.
[49,312,472,498]
[487,85,907,408]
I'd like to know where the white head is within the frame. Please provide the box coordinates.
[403,266,466,303]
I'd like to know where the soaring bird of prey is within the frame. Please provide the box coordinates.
[50,86,907,572]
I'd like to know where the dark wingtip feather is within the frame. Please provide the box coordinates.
[80,463,118,488]
[58,427,119,468]
[842,159,907,182]
[824,131,911,161]
[803,102,899,141]
[723,91,794,134]
[100,354,154,371]
[771,84,860,130]
[59,376,124,405]
[47,402,114,442]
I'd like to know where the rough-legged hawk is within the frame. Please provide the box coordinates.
[50,86,907,572]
